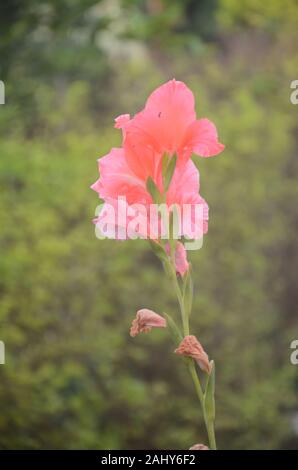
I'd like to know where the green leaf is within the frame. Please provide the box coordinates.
[203,360,216,424]
[148,239,167,262]
[162,259,173,279]
[163,312,183,345]
[161,153,170,179]
[146,176,162,203]
[164,154,177,192]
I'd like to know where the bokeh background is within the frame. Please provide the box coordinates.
[0,0,298,450]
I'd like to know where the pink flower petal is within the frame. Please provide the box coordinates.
[123,131,164,182]
[166,159,200,205]
[123,79,197,172]
[114,114,131,129]
[183,118,225,158]
[93,197,150,240]
[142,79,196,154]
[91,147,151,206]
[166,161,209,239]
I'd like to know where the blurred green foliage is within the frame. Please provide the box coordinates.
[0,0,298,450]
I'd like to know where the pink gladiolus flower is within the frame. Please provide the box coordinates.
[130,309,167,337]
[175,335,212,374]
[165,242,189,276]
[115,79,224,179]
[91,80,217,241]
[91,147,208,240]
[91,80,222,449]
[189,444,209,450]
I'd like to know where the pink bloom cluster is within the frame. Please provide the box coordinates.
[92,79,224,272]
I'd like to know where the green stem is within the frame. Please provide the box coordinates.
[165,256,216,450]
[206,418,217,450]
[188,361,217,450]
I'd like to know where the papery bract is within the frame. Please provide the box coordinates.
[175,335,212,374]
[189,444,209,451]
[130,309,167,337]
